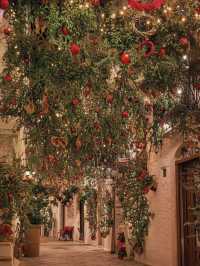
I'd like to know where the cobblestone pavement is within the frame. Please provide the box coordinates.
[20,241,147,266]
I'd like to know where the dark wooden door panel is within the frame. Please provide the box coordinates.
[79,200,85,241]
[179,158,200,266]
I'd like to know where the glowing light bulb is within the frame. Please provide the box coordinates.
[181,17,186,22]
[182,54,187,60]
[177,88,182,95]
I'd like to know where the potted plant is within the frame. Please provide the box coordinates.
[23,182,53,257]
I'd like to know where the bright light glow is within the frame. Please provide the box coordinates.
[177,88,182,95]
[181,17,186,22]
[182,54,187,60]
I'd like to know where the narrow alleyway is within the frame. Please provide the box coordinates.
[20,241,146,266]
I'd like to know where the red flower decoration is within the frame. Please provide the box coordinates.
[140,40,156,58]
[128,0,165,12]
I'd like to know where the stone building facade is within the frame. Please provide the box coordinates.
[51,133,200,266]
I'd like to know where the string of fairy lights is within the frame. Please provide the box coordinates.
[1,0,200,98]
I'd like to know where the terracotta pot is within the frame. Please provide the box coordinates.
[24,225,41,257]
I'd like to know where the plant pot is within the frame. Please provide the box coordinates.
[0,241,13,261]
[24,224,41,257]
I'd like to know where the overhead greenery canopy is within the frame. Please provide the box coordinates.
[1,0,200,252]
[1,0,200,179]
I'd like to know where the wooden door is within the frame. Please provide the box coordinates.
[178,158,200,266]
[79,200,85,241]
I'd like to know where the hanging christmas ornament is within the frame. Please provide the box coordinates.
[106,94,113,104]
[143,187,150,194]
[51,136,67,149]
[179,37,189,47]
[137,170,147,181]
[121,111,129,118]
[42,94,49,114]
[132,13,157,37]
[24,102,35,114]
[70,43,80,56]
[120,52,131,64]
[3,74,12,81]
[3,27,11,35]
[91,0,100,6]
[75,137,82,150]
[72,98,80,106]
[128,0,165,12]
[158,47,166,57]
[0,0,9,10]
[94,122,101,130]
[61,26,69,36]
[140,39,156,58]
[75,160,81,168]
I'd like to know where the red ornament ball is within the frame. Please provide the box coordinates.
[120,52,131,65]
[61,26,69,36]
[179,37,189,47]
[3,74,12,82]
[3,27,11,35]
[143,187,150,194]
[121,111,129,118]
[91,0,100,6]
[70,43,80,56]
[0,0,9,9]
[159,47,166,57]
[106,94,113,104]
[72,98,80,106]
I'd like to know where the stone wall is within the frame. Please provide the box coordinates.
[136,134,183,266]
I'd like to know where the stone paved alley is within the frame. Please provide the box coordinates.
[20,241,146,266]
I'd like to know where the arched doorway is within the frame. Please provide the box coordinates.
[177,156,200,266]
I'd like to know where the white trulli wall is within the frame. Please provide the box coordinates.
[136,134,183,266]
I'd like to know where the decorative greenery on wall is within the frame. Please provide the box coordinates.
[99,189,114,238]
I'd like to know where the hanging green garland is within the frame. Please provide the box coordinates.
[116,165,156,253]
[99,190,114,238]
